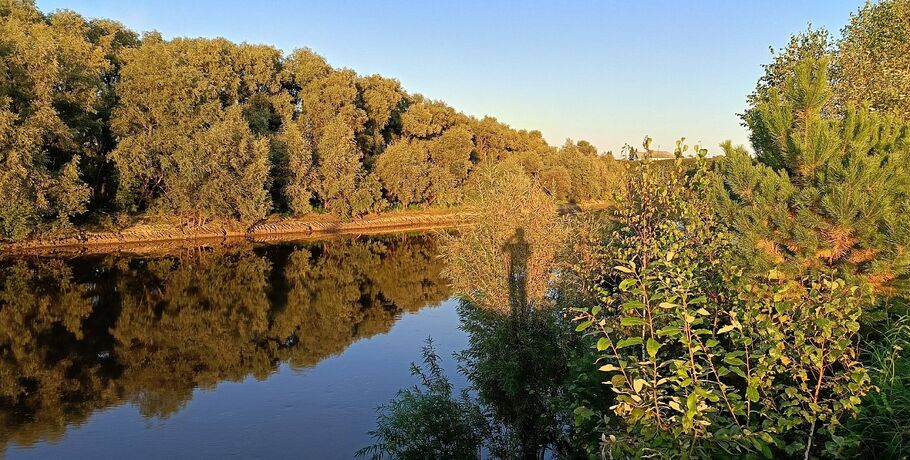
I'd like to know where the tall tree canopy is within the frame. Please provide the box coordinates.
[835,0,910,120]
[745,0,910,126]
[0,2,110,239]
[110,37,283,223]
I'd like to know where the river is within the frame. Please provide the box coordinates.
[0,235,474,459]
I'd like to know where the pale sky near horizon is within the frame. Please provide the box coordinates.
[38,0,863,155]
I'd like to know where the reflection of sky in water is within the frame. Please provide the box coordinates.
[7,299,467,460]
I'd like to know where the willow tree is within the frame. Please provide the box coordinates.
[282,49,381,216]
[553,140,618,202]
[314,118,384,216]
[356,74,408,163]
[835,0,910,120]
[0,3,104,240]
[111,36,281,223]
[717,57,910,296]
[375,100,474,207]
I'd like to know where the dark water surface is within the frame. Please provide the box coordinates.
[0,235,469,459]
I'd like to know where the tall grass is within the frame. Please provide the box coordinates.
[846,313,910,457]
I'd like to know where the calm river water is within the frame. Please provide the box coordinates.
[0,235,471,459]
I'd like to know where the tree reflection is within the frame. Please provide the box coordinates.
[363,227,604,459]
[459,228,580,459]
[0,235,449,453]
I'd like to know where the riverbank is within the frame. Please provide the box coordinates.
[0,201,611,255]
[0,208,475,255]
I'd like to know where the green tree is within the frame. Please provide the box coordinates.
[315,118,384,216]
[575,148,871,457]
[746,1,910,127]
[0,3,102,240]
[270,119,317,214]
[374,100,475,208]
[356,74,408,163]
[719,57,910,296]
[835,0,910,120]
[110,37,280,223]
[163,106,271,224]
[742,26,833,151]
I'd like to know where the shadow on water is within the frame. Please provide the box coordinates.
[361,228,603,460]
[0,235,450,454]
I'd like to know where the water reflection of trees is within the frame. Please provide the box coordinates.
[364,226,608,459]
[0,235,449,452]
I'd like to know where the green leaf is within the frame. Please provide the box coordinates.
[610,374,626,388]
[596,337,611,351]
[747,385,759,402]
[616,337,643,349]
[620,316,645,327]
[724,355,746,367]
[618,279,636,291]
[752,437,773,459]
[574,406,595,420]
[717,325,735,334]
[575,320,593,332]
[621,300,645,309]
[590,305,602,316]
[646,338,660,358]
[614,265,633,274]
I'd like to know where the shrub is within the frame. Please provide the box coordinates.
[573,146,871,458]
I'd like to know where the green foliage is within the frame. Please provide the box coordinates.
[456,301,587,458]
[720,57,910,297]
[270,119,317,214]
[843,313,910,458]
[110,37,281,223]
[375,102,473,208]
[441,162,566,311]
[314,118,384,217]
[554,139,621,203]
[742,26,833,151]
[835,0,910,121]
[356,74,408,161]
[0,5,105,240]
[357,340,486,460]
[0,1,627,240]
[573,145,871,458]
[746,0,910,125]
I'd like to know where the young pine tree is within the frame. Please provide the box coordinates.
[714,57,910,297]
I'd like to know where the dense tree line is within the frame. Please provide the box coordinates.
[0,0,619,241]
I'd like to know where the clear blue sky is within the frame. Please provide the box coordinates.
[38,0,862,155]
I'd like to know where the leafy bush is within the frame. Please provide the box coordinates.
[357,340,485,460]
[573,145,871,458]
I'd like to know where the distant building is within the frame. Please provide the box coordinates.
[626,150,676,160]
[645,150,675,160]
